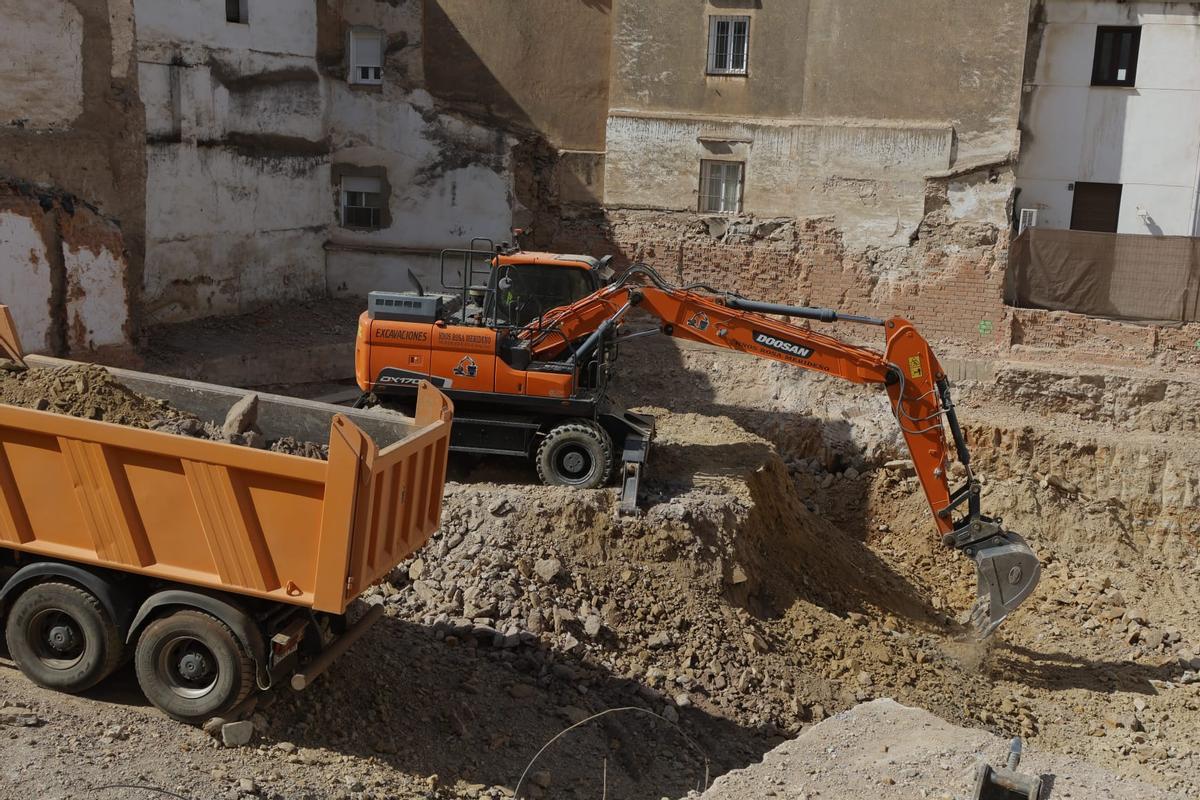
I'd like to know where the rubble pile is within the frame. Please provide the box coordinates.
[0,361,329,459]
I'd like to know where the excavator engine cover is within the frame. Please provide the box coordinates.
[968,530,1041,637]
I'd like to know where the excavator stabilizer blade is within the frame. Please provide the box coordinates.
[968,531,1041,638]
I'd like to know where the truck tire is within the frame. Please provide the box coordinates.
[535,421,613,489]
[4,581,124,693]
[134,610,253,724]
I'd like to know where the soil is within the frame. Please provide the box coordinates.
[1,337,1199,799]
[696,698,1181,799]
[0,360,330,459]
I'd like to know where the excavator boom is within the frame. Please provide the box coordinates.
[523,265,1041,635]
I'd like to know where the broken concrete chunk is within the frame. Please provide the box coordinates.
[221,719,254,747]
[222,393,259,437]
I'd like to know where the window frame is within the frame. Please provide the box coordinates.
[340,176,384,230]
[225,0,248,24]
[1091,26,1140,87]
[698,159,745,214]
[706,15,750,76]
[348,28,384,86]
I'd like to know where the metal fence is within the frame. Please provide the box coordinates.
[1006,228,1200,324]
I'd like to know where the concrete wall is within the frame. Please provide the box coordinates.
[0,0,143,355]
[1016,1,1200,235]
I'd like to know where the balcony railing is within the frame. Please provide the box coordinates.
[1006,228,1200,324]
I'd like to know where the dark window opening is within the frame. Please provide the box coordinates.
[225,0,248,24]
[341,184,383,229]
[1070,182,1122,232]
[1092,26,1140,87]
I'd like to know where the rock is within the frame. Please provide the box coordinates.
[583,615,603,637]
[202,717,227,737]
[857,670,874,686]
[222,393,259,437]
[883,459,914,472]
[647,631,671,649]
[508,683,536,699]
[238,778,259,795]
[744,631,769,653]
[274,741,297,755]
[408,558,426,581]
[344,777,365,792]
[559,706,590,725]
[221,720,254,747]
[674,693,692,708]
[661,704,679,724]
[489,499,513,517]
[562,633,581,651]
[534,558,562,583]
[728,564,749,585]
[412,580,438,605]
[530,770,552,789]
[1124,608,1147,625]
[1046,473,1080,494]
[843,467,860,480]
[0,706,43,727]
[526,608,545,635]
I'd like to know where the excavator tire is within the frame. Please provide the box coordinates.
[535,420,613,489]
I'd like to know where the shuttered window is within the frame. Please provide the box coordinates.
[349,29,384,85]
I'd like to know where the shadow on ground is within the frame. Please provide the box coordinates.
[257,614,774,799]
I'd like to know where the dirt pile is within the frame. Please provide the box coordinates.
[0,361,329,459]
[697,698,1186,800]
[0,361,183,428]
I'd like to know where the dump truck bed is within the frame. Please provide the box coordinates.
[0,342,451,616]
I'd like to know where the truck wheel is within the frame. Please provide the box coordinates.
[134,610,253,724]
[535,421,613,489]
[4,581,124,693]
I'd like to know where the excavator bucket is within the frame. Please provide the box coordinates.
[968,530,1041,637]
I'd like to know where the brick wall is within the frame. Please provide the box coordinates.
[552,207,1200,367]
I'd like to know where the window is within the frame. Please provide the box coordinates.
[341,176,383,229]
[1070,182,1122,232]
[349,29,384,85]
[486,263,596,327]
[1092,26,1140,86]
[225,0,247,24]
[699,160,744,213]
[707,16,749,75]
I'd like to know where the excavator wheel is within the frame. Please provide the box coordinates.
[535,421,614,489]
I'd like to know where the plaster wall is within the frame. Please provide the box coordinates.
[325,1,518,299]
[0,0,85,130]
[0,211,54,353]
[135,0,331,323]
[1016,1,1200,234]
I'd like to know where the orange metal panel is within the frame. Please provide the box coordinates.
[0,357,452,616]
[524,370,574,399]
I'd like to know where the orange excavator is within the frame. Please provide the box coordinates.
[354,243,1040,635]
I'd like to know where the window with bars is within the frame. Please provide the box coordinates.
[699,160,744,214]
[1092,26,1140,87]
[349,28,384,85]
[225,0,247,24]
[707,15,749,75]
[341,176,384,229]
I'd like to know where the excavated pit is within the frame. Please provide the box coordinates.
[1,340,1198,799]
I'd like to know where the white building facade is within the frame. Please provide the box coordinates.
[1016,1,1200,235]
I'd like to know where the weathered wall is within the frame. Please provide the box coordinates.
[423,0,613,152]
[134,0,330,324]
[323,0,521,299]
[1016,2,1200,235]
[0,0,143,355]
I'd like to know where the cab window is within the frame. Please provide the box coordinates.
[488,264,596,327]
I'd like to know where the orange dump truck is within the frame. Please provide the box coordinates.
[0,307,452,722]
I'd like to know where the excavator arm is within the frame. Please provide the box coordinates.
[523,265,1040,636]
